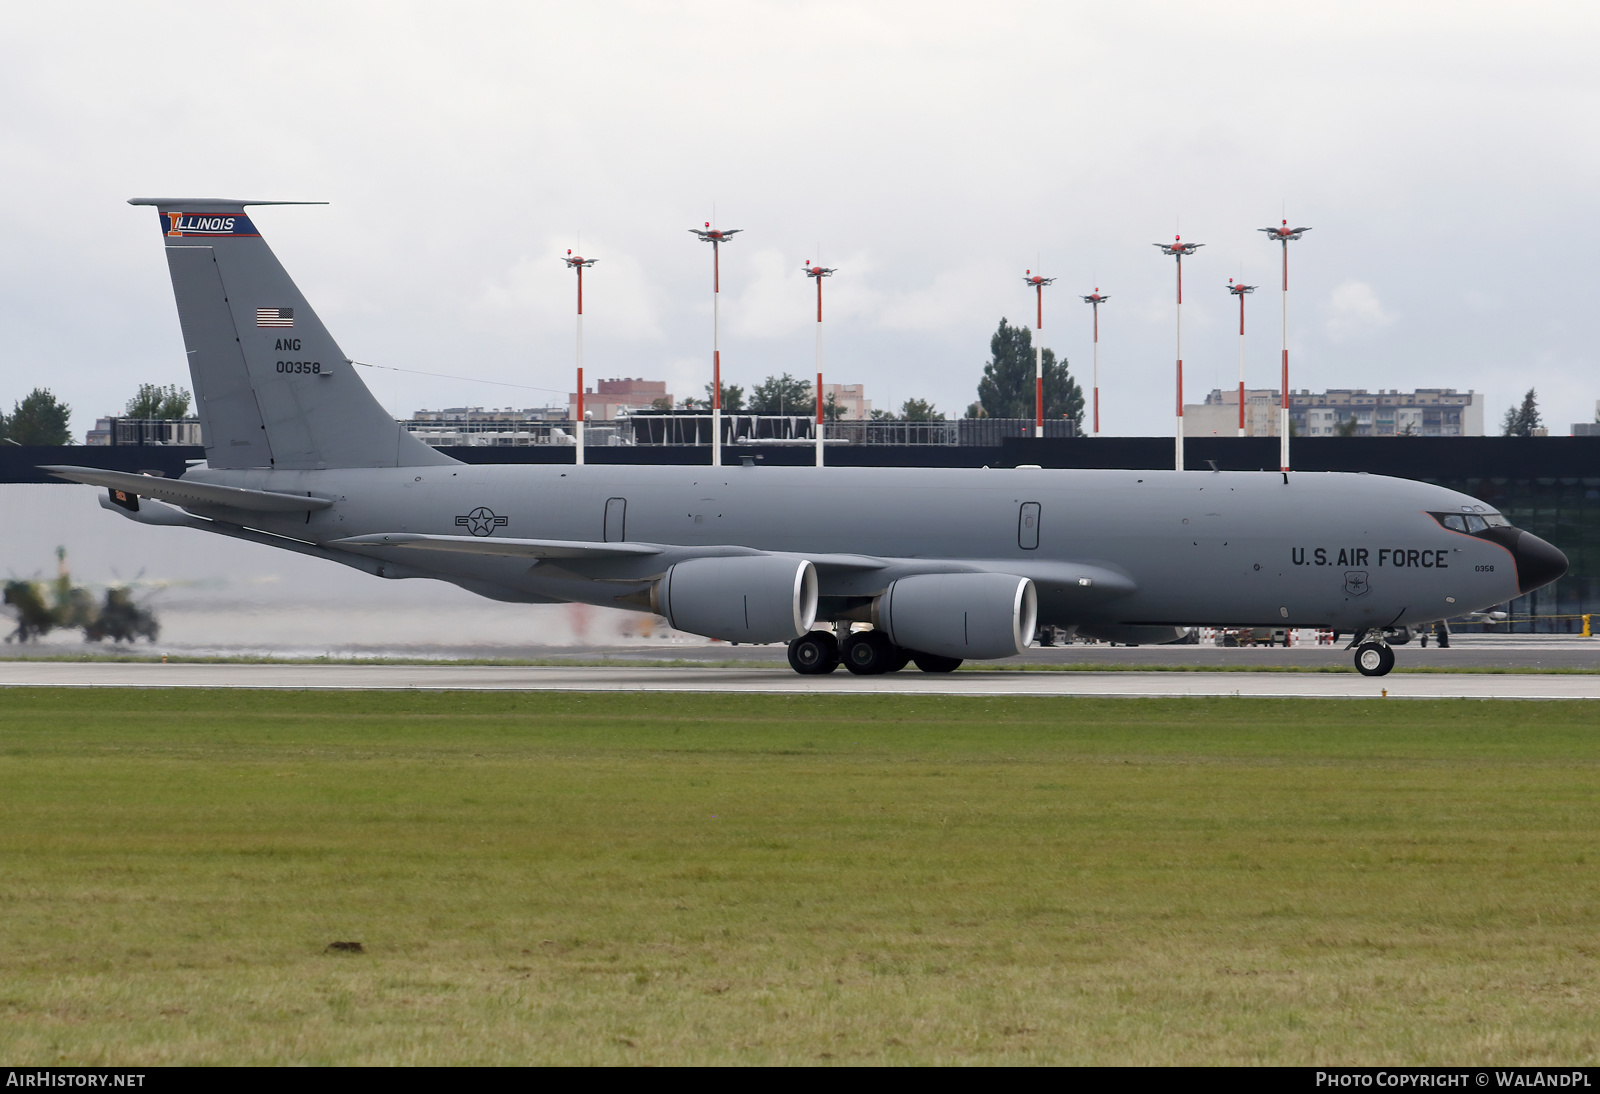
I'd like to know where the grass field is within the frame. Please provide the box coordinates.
[1,688,1597,1065]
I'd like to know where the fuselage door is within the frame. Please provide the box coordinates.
[604,497,627,542]
[1018,501,1041,550]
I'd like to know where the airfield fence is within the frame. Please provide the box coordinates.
[622,413,1074,446]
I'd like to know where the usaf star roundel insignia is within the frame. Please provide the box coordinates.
[456,506,509,537]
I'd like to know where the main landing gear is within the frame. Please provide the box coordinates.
[786,630,963,676]
[1348,630,1396,677]
[787,630,840,674]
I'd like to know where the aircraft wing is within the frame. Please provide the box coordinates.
[326,534,1130,589]
[331,532,664,559]
[42,465,332,513]
[331,533,892,569]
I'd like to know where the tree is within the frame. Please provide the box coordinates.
[687,382,745,412]
[2,388,72,445]
[1335,415,1359,437]
[748,373,813,415]
[900,398,945,421]
[1501,388,1542,437]
[125,383,192,419]
[974,318,1084,422]
[964,402,987,419]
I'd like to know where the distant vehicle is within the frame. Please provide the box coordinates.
[45,200,1568,678]
[84,587,159,644]
[3,564,157,645]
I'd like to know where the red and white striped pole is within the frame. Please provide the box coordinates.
[1228,279,1256,437]
[1259,220,1310,471]
[1023,271,1056,439]
[804,261,835,468]
[713,236,721,465]
[816,370,824,465]
[1156,237,1203,471]
[564,250,596,466]
[1080,289,1109,435]
[690,222,743,466]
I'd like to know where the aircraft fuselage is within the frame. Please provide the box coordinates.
[183,462,1529,631]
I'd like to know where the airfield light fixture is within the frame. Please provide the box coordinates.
[1258,220,1311,471]
[1227,279,1257,438]
[1155,237,1204,471]
[689,222,743,465]
[804,261,836,468]
[1023,271,1057,438]
[564,249,597,466]
[1079,288,1109,435]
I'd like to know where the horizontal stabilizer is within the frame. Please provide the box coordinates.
[42,465,332,513]
[128,198,327,208]
[331,533,663,559]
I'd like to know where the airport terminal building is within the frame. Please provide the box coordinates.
[1186,387,1485,438]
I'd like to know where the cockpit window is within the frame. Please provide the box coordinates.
[1431,510,1511,535]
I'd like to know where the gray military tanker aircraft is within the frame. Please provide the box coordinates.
[45,200,1567,677]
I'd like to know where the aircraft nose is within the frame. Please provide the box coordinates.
[1512,530,1568,593]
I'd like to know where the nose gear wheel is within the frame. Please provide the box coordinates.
[1354,641,1395,677]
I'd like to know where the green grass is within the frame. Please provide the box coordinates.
[1,689,1598,1065]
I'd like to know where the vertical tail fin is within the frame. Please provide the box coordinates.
[130,199,453,470]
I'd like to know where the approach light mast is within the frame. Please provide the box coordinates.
[1227,279,1256,438]
[1079,288,1109,435]
[1258,220,1311,470]
[689,222,742,466]
[1155,237,1203,471]
[563,250,597,466]
[804,260,836,468]
[1023,271,1056,438]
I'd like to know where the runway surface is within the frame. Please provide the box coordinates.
[3,661,1598,699]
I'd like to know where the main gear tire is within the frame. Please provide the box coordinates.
[842,630,896,675]
[787,630,840,675]
[911,651,964,673]
[1354,641,1395,677]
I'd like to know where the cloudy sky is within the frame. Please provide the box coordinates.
[3,0,1598,438]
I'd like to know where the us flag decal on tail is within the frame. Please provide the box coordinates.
[256,307,294,328]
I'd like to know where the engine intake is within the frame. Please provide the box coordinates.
[874,572,1037,660]
[656,555,819,644]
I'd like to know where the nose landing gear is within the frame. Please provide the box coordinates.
[1348,630,1396,677]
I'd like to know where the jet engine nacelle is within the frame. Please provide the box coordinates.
[874,572,1037,660]
[656,555,819,644]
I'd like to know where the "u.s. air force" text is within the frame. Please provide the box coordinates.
[1293,547,1449,569]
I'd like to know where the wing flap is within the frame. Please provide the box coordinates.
[42,465,332,513]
